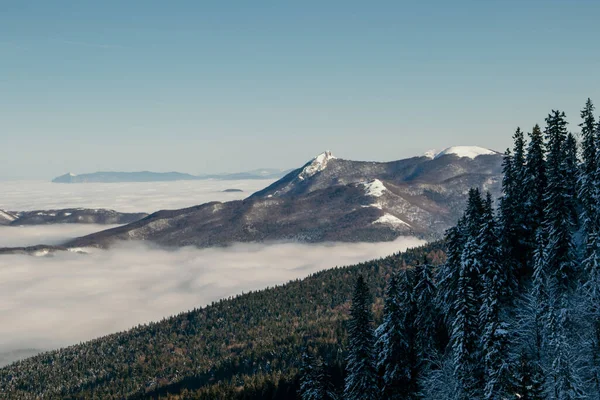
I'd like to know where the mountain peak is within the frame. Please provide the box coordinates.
[298,151,336,180]
[434,146,498,159]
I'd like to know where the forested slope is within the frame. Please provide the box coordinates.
[0,242,444,399]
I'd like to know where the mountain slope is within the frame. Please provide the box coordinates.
[7,208,148,226]
[0,242,445,399]
[64,149,502,249]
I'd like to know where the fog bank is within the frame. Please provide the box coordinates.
[0,237,424,366]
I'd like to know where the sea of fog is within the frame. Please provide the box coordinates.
[0,179,275,213]
[0,180,425,366]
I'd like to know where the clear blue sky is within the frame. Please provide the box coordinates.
[1,0,599,179]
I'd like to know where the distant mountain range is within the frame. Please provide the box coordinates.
[52,168,292,183]
[62,146,502,249]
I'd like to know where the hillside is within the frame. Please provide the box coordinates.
[0,242,445,399]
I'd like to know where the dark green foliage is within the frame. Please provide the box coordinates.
[523,124,547,256]
[376,271,421,399]
[579,98,597,233]
[344,275,378,400]
[543,110,578,296]
[479,193,512,399]
[500,128,530,288]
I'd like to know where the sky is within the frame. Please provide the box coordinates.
[1,0,599,179]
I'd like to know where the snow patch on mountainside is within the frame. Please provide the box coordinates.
[373,213,411,228]
[298,151,336,181]
[0,210,16,222]
[362,179,386,197]
[435,146,497,159]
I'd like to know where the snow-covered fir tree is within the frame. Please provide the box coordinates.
[344,275,378,400]
[300,351,339,400]
[376,271,420,399]
[375,274,409,399]
[500,128,529,286]
[414,260,440,359]
[478,193,512,399]
[579,98,597,236]
[523,124,547,264]
[543,110,578,296]
[451,189,485,399]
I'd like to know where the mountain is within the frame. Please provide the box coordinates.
[62,147,502,250]
[52,169,291,183]
[0,210,18,226]
[4,208,148,226]
[0,242,444,399]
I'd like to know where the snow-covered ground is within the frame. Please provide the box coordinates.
[0,179,276,213]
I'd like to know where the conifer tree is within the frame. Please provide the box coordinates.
[542,111,584,398]
[437,217,466,319]
[414,260,439,357]
[344,275,378,400]
[300,351,319,400]
[375,275,409,399]
[579,99,597,235]
[582,114,600,396]
[479,193,512,399]
[543,110,578,297]
[524,124,547,255]
[564,132,580,228]
[500,128,530,288]
[300,352,339,400]
[376,271,420,399]
[451,189,484,399]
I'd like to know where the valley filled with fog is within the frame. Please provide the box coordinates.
[0,179,423,366]
[0,179,276,213]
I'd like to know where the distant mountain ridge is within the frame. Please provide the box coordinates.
[0,208,148,226]
[62,146,503,249]
[52,168,291,183]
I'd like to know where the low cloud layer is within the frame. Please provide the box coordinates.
[0,179,275,213]
[0,237,424,366]
[0,224,121,248]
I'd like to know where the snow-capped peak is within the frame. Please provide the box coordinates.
[362,179,386,197]
[424,149,437,159]
[68,172,77,177]
[298,151,336,180]
[434,146,497,159]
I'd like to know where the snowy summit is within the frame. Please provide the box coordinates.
[298,151,336,180]
[434,146,497,159]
